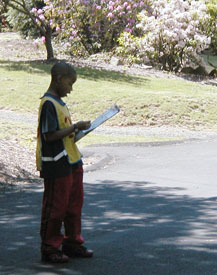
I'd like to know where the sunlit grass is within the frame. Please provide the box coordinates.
[1,60,217,131]
[0,120,36,149]
[0,120,182,150]
[76,133,183,148]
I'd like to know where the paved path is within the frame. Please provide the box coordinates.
[1,138,217,274]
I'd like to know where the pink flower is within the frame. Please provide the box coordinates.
[107,12,114,18]
[125,28,132,33]
[39,14,45,21]
[33,40,39,46]
[37,9,43,15]
[31,8,37,13]
[71,30,77,36]
[129,18,135,23]
[41,36,46,43]
[83,0,89,5]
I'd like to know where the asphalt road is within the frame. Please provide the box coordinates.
[1,138,217,275]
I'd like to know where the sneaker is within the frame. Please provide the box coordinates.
[62,244,93,258]
[41,250,69,263]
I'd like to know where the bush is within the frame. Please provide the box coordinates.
[117,0,211,72]
[6,0,45,39]
[44,0,150,56]
[205,0,217,54]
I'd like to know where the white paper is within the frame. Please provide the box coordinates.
[74,105,120,142]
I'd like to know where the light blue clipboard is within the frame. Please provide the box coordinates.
[74,105,120,142]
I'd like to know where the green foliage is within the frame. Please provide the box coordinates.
[5,0,45,38]
[117,33,142,64]
[6,8,38,38]
[206,0,217,54]
[0,1,8,31]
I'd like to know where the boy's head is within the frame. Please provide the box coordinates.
[50,62,77,97]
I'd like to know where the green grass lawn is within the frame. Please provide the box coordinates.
[1,59,217,129]
[1,58,217,148]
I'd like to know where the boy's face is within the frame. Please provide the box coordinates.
[57,75,76,97]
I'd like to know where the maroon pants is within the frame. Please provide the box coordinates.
[40,166,85,252]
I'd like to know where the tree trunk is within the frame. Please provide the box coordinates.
[45,27,54,60]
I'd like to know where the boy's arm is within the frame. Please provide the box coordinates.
[44,121,90,142]
[41,101,90,142]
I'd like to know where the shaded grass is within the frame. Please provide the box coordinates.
[1,60,217,130]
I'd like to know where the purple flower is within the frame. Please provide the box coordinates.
[107,12,114,18]
[125,27,132,33]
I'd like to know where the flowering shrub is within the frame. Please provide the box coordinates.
[117,0,211,72]
[117,32,142,64]
[205,0,217,54]
[44,0,150,56]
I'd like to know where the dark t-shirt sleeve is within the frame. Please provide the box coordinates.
[40,101,58,134]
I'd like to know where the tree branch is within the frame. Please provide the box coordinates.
[5,0,48,36]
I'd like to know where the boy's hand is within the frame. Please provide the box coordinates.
[76,121,91,131]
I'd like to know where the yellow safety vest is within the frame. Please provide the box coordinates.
[36,95,82,171]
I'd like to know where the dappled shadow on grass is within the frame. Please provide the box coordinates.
[75,66,148,84]
[0,59,51,75]
[0,59,149,85]
[1,177,217,274]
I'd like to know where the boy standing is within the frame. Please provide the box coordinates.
[36,62,93,263]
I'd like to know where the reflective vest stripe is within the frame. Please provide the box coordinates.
[41,150,67,162]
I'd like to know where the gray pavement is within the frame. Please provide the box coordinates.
[1,138,217,274]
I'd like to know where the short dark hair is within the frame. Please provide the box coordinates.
[51,62,77,82]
